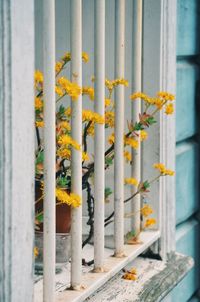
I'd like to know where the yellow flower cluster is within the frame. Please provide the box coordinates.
[122,268,137,281]
[108,133,115,145]
[35,121,44,128]
[57,134,80,150]
[153,163,175,176]
[82,110,104,124]
[35,97,43,110]
[34,70,43,84]
[124,137,139,149]
[140,204,153,217]
[56,188,81,207]
[124,177,138,186]
[124,150,132,163]
[105,98,111,107]
[58,121,71,132]
[57,148,71,159]
[144,218,156,228]
[140,130,148,141]
[130,92,149,101]
[165,103,174,115]
[82,86,94,100]
[55,61,63,74]
[105,111,115,128]
[65,107,71,117]
[157,91,175,101]
[105,78,128,92]
[87,122,95,136]
[57,77,82,100]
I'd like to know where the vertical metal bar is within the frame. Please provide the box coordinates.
[131,0,142,236]
[114,0,125,257]
[70,0,82,289]
[94,0,105,272]
[43,0,56,301]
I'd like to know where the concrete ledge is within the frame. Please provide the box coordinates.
[86,252,194,302]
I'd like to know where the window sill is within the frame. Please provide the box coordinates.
[86,252,194,302]
[34,230,160,302]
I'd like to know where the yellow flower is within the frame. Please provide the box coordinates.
[153,163,174,176]
[140,130,148,141]
[34,247,39,258]
[57,148,71,159]
[56,188,81,207]
[55,61,63,73]
[55,85,64,97]
[105,111,115,128]
[57,135,81,150]
[105,98,111,107]
[164,169,175,176]
[62,52,71,62]
[153,98,164,109]
[82,52,89,63]
[82,151,90,161]
[113,78,129,87]
[130,92,148,101]
[61,51,89,64]
[157,91,175,101]
[122,268,137,281]
[65,107,71,117]
[108,133,115,145]
[82,110,104,124]
[124,177,138,186]
[165,103,174,115]
[34,70,43,84]
[35,97,43,110]
[144,218,156,228]
[59,121,71,132]
[124,137,139,149]
[140,204,153,217]
[124,150,132,163]
[82,86,94,100]
[57,77,81,101]
[153,163,166,174]
[35,121,44,128]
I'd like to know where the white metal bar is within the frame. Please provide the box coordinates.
[70,0,82,289]
[43,0,56,301]
[94,0,105,271]
[114,0,125,257]
[131,0,142,236]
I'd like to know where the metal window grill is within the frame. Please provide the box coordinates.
[35,1,161,301]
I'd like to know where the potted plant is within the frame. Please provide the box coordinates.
[34,51,175,270]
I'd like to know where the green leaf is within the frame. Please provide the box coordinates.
[105,187,113,198]
[59,104,65,115]
[134,122,143,131]
[146,116,157,125]
[143,180,150,190]
[36,150,44,165]
[105,157,113,166]
[57,176,70,187]
[37,213,43,223]
[125,230,136,240]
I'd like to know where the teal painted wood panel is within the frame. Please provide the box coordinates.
[177,0,200,56]
[176,141,199,225]
[176,61,198,142]
[171,219,200,302]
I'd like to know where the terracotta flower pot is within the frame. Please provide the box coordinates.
[35,180,71,233]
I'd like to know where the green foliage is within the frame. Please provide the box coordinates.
[105,187,113,198]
